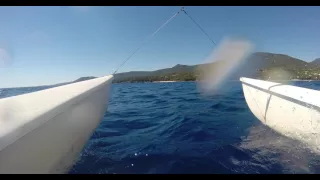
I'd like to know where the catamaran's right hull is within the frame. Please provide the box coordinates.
[240,77,320,152]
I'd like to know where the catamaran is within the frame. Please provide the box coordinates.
[240,77,320,153]
[0,75,113,173]
[0,7,319,174]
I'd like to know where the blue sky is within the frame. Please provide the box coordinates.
[0,6,319,88]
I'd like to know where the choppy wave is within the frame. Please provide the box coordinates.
[1,81,320,174]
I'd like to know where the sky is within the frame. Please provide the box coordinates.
[0,6,319,88]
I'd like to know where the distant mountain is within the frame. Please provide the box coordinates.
[311,58,320,66]
[227,52,310,79]
[113,64,198,81]
[112,52,313,82]
[247,52,308,69]
[75,52,320,83]
[73,76,97,83]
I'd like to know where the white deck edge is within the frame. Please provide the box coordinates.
[0,75,113,152]
[240,77,320,108]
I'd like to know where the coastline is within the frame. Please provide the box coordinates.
[113,79,320,84]
[153,81,177,83]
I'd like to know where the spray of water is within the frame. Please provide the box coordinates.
[197,37,254,95]
[0,47,12,68]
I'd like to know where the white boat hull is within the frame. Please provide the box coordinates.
[0,75,113,174]
[240,77,320,153]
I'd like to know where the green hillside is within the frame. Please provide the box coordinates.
[75,52,320,83]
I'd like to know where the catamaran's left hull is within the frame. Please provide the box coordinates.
[0,75,113,174]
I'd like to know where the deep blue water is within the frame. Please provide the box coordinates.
[1,81,320,174]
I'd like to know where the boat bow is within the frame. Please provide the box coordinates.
[240,77,320,152]
[0,75,113,174]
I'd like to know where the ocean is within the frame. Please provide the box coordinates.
[1,81,320,174]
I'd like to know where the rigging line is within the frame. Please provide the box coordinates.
[113,10,181,75]
[182,9,216,46]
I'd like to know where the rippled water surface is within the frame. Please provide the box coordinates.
[1,81,320,174]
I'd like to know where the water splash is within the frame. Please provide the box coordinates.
[0,47,12,68]
[197,37,254,95]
